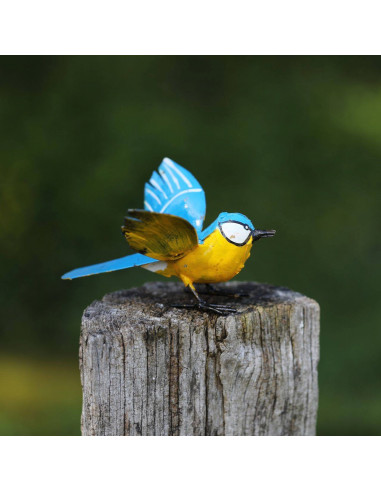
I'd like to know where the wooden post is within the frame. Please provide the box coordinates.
[79,281,320,436]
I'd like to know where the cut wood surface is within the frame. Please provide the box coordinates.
[80,281,320,436]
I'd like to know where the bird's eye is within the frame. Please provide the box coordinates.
[219,221,252,246]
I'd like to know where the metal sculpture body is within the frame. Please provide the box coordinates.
[62,158,275,314]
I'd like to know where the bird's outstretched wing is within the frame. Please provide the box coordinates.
[144,157,206,234]
[122,209,198,261]
[61,253,158,279]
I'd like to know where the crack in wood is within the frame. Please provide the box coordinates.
[80,281,320,436]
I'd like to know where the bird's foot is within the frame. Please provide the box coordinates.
[171,301,237,316]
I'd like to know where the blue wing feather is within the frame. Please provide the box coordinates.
[62,158,205,281]
[144,157,206,234]
[61,253,158,280]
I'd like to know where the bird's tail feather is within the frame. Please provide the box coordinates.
[61,253,158,280]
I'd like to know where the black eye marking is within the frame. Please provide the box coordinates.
[244,225,249,230]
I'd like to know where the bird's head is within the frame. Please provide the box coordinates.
[217,212,276,246]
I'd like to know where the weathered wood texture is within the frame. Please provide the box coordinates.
[80,281,320,436]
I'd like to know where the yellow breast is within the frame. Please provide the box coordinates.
[171,228,253,284]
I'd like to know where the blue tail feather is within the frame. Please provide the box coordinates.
[61,253,158,280]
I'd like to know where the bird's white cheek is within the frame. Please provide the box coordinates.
[220,222,251,245]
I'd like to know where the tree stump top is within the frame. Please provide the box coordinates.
[83,281,317,324]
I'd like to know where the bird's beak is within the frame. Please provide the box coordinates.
[252,229,276,241]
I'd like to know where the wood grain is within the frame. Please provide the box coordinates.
[80,281,320,436]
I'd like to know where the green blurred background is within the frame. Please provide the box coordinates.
[0,56,380,435]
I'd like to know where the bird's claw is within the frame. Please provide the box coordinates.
[171,302,237,316]
[200,302,237,315]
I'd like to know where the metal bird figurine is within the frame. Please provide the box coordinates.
[62,157,276,314]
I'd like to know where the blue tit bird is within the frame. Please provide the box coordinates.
[62,157,276,314]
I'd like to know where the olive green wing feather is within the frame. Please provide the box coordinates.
[121,209,198,261]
